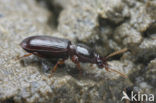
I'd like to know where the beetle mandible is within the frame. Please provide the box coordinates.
[20,35,128,78]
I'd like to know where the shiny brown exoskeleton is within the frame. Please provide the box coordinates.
[20,35,128,78]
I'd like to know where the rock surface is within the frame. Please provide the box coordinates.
[0,0,155,103]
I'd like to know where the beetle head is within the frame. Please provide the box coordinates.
[96,56,107,69]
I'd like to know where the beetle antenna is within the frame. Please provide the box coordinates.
[107,68,128,78]
[104,62,128,78]
[105,48,128,59]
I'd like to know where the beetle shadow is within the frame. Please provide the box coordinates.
[64,64,99,80]
[19,56,74,75]
[19,56,56,74]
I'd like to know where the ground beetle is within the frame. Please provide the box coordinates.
[20,35,128,78]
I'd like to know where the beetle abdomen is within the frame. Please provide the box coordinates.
[20,36,71,59]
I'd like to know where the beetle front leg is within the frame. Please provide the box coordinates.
[71,55,82,74]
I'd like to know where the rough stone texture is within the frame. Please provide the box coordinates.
[0,0,155,103]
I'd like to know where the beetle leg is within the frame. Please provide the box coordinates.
[18,52,42,60]
[17,53,33,59]
[51,59,65,73]
[71,55,82,74]
[105,64,109,71]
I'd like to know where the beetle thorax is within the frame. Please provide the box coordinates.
[69,44,98,63]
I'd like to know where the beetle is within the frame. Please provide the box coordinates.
[20,35,128,78]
